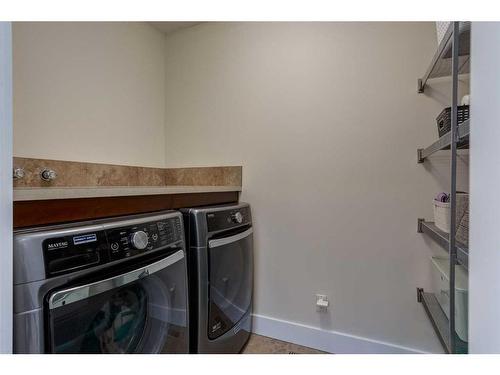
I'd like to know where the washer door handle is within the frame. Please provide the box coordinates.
[48,250,184,309]
[138,269,150,279]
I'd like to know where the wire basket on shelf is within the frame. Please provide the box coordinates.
[436,105,470,138]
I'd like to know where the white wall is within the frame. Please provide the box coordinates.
[469,22,500,354]
[164,22,469,353]
[0,22,13,353]
[13,22,167,167]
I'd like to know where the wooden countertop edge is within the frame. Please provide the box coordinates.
[13,185,242,201]
[13,190,240,228]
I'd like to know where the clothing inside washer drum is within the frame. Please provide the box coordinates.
[55,284,148,353]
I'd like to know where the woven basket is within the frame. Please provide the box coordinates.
[436,22,451,45]
[435,22,471,45]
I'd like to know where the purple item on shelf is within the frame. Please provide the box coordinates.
[435,192,450,203]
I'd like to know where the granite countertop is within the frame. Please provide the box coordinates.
[14,185,242,201]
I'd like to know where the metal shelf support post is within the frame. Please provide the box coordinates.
[448,21,460,354]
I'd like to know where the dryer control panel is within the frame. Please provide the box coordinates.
[206,206,252,233]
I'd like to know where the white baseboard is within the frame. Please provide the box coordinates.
[251,314,428,354]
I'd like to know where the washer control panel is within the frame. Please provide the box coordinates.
[42,215,183,277]
[106,217,182,261]
[43,232,108,277]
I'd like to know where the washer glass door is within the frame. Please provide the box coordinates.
[207,227,253,339]
[46,250,188,354]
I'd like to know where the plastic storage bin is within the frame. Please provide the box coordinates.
[431,257,469,342]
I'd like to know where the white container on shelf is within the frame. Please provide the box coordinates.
[431,257,469,342]
[433,193,469,234]
[433,200,451,233]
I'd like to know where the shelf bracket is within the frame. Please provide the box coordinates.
[417,78,424,93]
[417,288,424,303]
[417,218,424,233]
[417,149,424,164]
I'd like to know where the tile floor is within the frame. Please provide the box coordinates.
[241,334,326,354]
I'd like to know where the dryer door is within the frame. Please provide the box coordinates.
[207,227,253,339]
[45,250,188,353]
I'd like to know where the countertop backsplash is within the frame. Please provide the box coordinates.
[12,157,242,188]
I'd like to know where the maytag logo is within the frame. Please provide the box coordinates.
[47,241,69,250]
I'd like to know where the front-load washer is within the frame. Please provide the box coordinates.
[13,211,189,353]
[182,202,253,353]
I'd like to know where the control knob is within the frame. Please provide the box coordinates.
[231,212,243,224]
[130,231,149,250]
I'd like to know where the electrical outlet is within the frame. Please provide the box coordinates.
[316,294,329,311]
